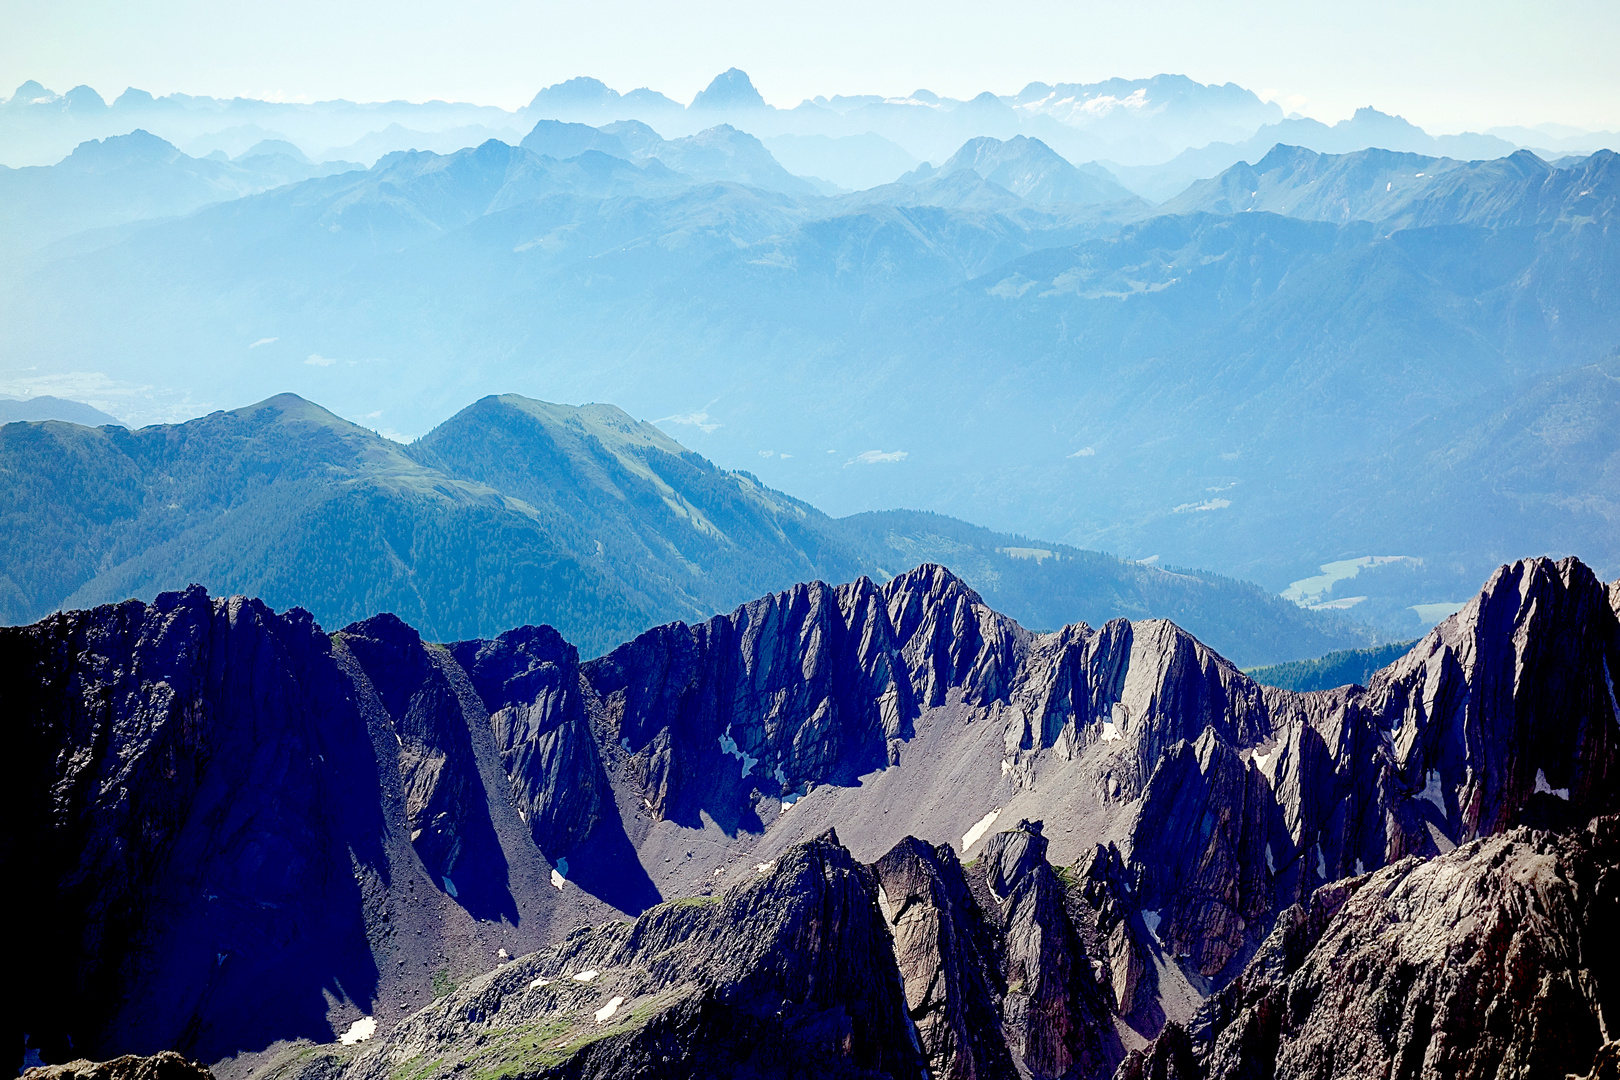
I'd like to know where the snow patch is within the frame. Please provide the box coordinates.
[1264,843,1275,874]
[779,793,800,812]
[1355,858,1365,875]
[1534,769,1570,800]
[551,856,569,890]
[1419,769,1447,815]
[1314,845,1327,880]
[718,725,758,778]
[339,1017,376,1045]
[1171,498,1231,514]
[754,861,775,874]
[1143,910,1162,940]
[442,876,458,898]
[1001,758,1012,775]
[529,976,551,989]
[1252,750,1271,770]
[962,809,1001,851]
[1068,446,1095,458]
[572,969,599,982]
[594,996,624,1022]
[850,449,908,465]
[1100,721,1122,743]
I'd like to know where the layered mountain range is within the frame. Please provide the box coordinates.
[0,392,1371,666]
[7,552,1618,1077]
[2,113,1613,628]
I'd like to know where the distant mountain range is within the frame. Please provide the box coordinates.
[0,394,121,425]
[0,129,361,254]
[0,392,1375,666]
[1162,142,1617,226]
[6,69,1597,178]
[2,127,1611,630]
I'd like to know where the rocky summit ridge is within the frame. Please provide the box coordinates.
[6,555,1619,1078]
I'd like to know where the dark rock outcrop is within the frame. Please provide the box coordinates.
[340,613,508,903]
[280,833,927,1080]
[4,589,392,1063]
[1112,1023,1198,1080]
[23,1052,214,1080]
[2,587,559,1066]
[1173,816,1620,1080]
[872,837,1012,1079]
[977,822,1120,1079]
[449,625,608,859]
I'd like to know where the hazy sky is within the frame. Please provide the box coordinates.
[4,0,1617,132]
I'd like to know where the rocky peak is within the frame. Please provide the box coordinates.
[448,625,607,859]
[970,822,1121,1078]
[23,1053,214,1080]
[872,837,1012,1079]
[340,613,504,893]
[582,565,1031,826]
[1185,817,1620,1080]
[883,563,1028,706]
[289,833,927,1080]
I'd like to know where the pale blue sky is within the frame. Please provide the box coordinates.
[4,0,1617,131]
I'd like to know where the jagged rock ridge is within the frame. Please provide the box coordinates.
[4,556,1618,1078]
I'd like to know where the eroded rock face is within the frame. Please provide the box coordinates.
[341,613,497,892]
[872,837,1012,1080]
[580,565,1037,829]
[283,833,928,1080]
[1121,556,1620,982]
[1182,817,1620,1080]
[981,822,1119,1079]
[449,625,608,859]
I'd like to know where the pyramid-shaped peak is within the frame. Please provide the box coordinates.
[882,563,989,611]
[528,76,621,112]
[691,68,767,110]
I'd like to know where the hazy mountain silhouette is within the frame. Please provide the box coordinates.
[690,67,769,111]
